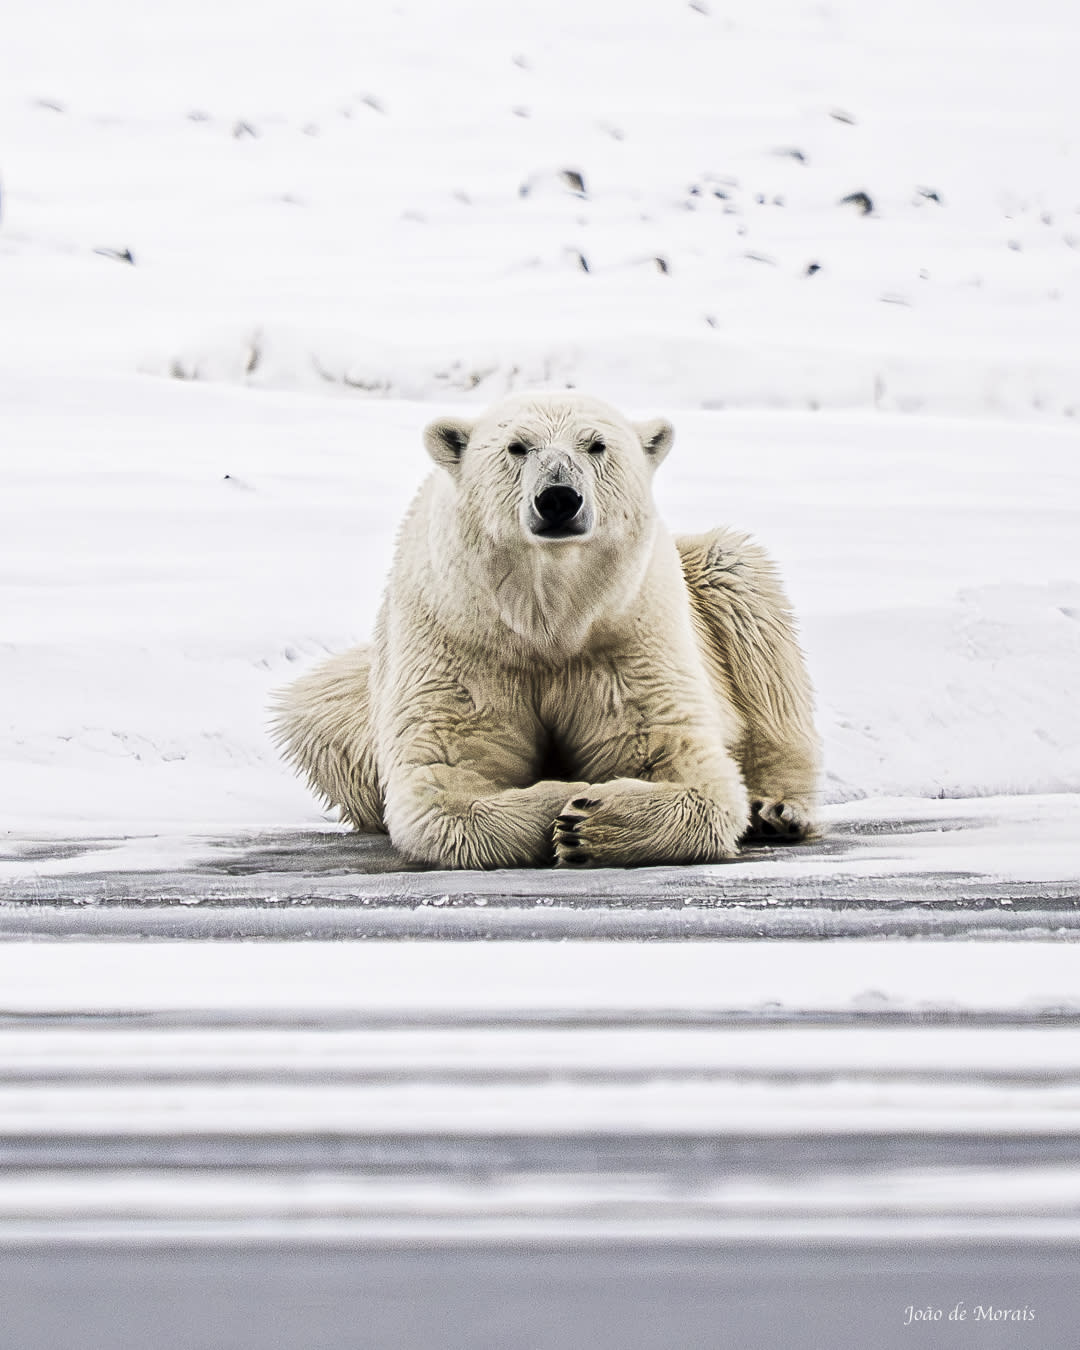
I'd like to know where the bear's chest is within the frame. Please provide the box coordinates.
[533,669,654,783]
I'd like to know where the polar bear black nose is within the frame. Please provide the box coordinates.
[534,485,583,527]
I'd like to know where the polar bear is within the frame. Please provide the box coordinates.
[273,392,820,869]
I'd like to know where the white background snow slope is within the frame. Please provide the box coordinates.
[1,0,1078,834]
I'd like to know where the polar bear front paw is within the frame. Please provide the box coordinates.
[553,781,743,868]
[746,798,817,843]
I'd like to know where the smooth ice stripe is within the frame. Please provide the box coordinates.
[0,1166,1078,1221]
[1,942,1079,1014]
[1,1077,1079,1135]
[1,1025,1079,1077]
[0,1217,1077,1247]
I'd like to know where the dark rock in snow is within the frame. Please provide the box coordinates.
[840,191,874,215]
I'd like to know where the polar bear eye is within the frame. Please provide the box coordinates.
[507,440,530,457]
[587,437,606,454]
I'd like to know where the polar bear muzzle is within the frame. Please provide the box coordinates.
[519,444,595,541]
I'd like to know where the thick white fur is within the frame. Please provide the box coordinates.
[272,393,820,869]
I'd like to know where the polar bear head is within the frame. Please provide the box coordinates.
[423,392,674,555]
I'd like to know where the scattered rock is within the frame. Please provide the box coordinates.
[828,108,857,124]
[654,256,670,274]
[520,168,588,199]
[744,251,775,265]
[94,247,135,265]
[775,147,808,163]
[688,0,710,11]
[840,190,873,215]
[233,120,258,138]
[916,186,943,204]
[358,93,385,113]
[805,261,821,277]
[34,98,65,113]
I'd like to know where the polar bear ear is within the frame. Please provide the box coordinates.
[423,417,476,475]
[634,418,674,467]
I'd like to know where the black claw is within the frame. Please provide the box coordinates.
[556,813,582,826]
[571,797,599,810]
[563,853,592,867]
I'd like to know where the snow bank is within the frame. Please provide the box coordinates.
[1,0,1078,417]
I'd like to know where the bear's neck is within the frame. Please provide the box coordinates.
[439,529,660,665]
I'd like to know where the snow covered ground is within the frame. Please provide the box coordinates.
[4,378,1078,837]
[2,0,1079,844]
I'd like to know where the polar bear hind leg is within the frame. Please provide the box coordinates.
[270,646,386,832]
[678,528,821,842]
